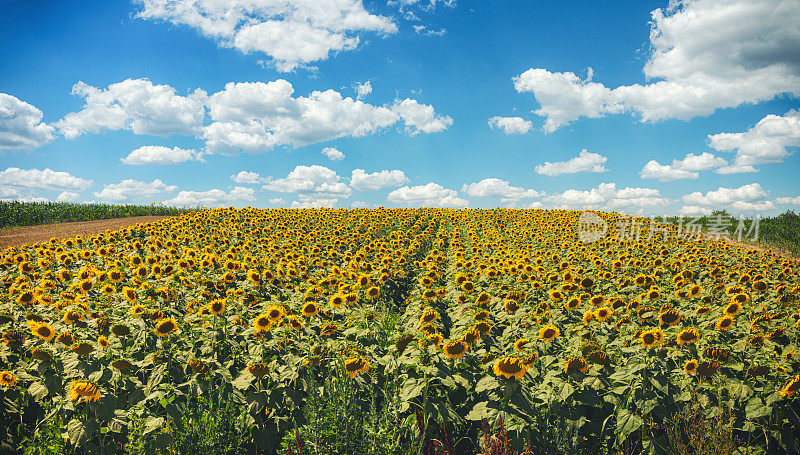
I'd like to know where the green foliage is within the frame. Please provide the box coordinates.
[0,201,195,228]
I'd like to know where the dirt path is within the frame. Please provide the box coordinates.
[0,216,174,248]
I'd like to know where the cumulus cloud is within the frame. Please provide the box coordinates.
[391,98,453,135]
[776,196,800,205]
[162,186,256,207]
[0,167,92,190]
[513,0,800,131]
[639,152,727,181]
[56,79,207,139]
[708,109,800,170]
[0,93,56,150]
[355,81,372,99]
[136,0,396,72]
[350,168,409,191]
[545,182,668,210]
[268,197,284,204]
[121,145,203,165]
[94,179,178,201]
[682,183,767,206]
[203,80,451,152]
[231,170,265,184]
[322,146,345,161]
[487,116,532,134]
[461,178,541,202]
[534,149,607,176]
[56,191,81,203]
[387,182,468,208]
[263,164,351,206]
[679,205,713,217]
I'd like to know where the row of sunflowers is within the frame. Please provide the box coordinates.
[1,208,798,454]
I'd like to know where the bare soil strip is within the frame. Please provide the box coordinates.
[0,216,174,248]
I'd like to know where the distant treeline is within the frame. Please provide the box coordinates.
[0,201,196,228]
[661,210,800,257]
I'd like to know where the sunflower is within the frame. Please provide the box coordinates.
[248,363,270,377]
[586,350,609,365]
[579,277,594,289]
[715,315,734,331]
[345,292,359,304]
[460,281,475,292]
[461,328,481,345]
[287,315,304,330]
[78,279,93,293]
[155,318,178,337]
[301,302,319,317]
[122,287,137,302]
[548,289,564,302]
[442,340,469,360]
[473,321,492,335]
[111,359,134,371]
[723,301,741,316]
[564,356,589,374]
[111,324,131,337]
[565,297,581,311]
[320,322,338,338]
[641,329,663,348]
[209,299,226,315]
[514,338,529,351]
[30,348,52,362]
[752,280,768,292]
[779,375,800,398]
[420,310,440,324]
[72,342,94,356]
[395,333,415,353]
[595,306,612,322]
[658,309,681,326]
[69,379,101,403]
[493,357,527,380]
[97,336,109,349]
[29,322,55,342]
[188,359,209,374]
[366,286,380,299]
[696,360,720,379]
[0,371,18,388]
[344,357,370,378]
[253,314,271,332]
[329,294,344,308]
[476,292,491,304]
[538,325,560,342]
[695,305,711,316]
[676,328,700,345]
[55,332,75,346]
[582,311,595,325]
[504,299,520,314]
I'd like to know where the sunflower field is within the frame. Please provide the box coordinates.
[1,208,799,455]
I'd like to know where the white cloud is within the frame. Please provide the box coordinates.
[513,0,800,131]
[715,164,758,174]
[679,205,713,217]
[391,98,453,135]
[387,183,468,208]
[776,196,800,205]
[461,178,541,202]
[136,0,397,72]
[94,179,178,201]
[0,93,56,150]
[121,145,203,165]
[731,200,776,212]
[639,152,727,181]
[355,81,372,99]
[350,200,367,208]
[56,79,207,139]
[545,182,668,210]
[203,80,450,152]
[350,168,409,191]
[56,191,80,203]
[322,146,345,161]
[162,186,256,207]
[231,170,265,184]
[263,165,352,205]
[268,197,284,204]
[290,196,339,208]
[534,149,607,176]
[487,116,532,135]
[0,167,92,190]
[682,183,768,206]
[708,110,800,170]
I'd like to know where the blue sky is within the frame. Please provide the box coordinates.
[0,0,798,215]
